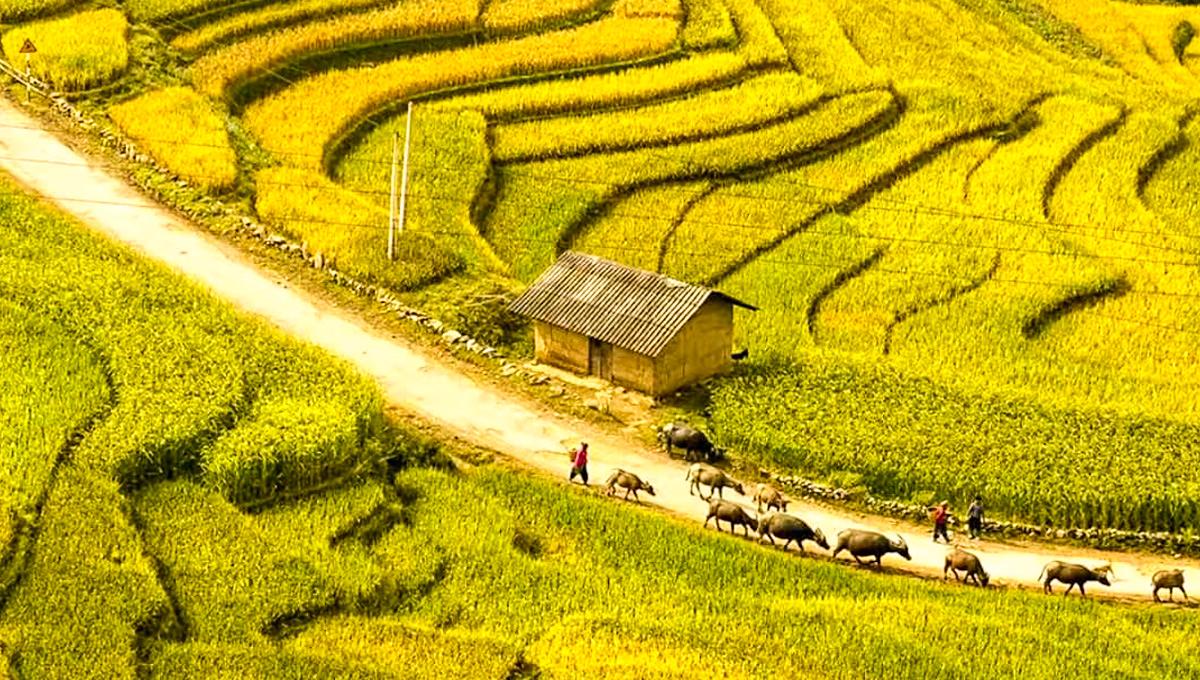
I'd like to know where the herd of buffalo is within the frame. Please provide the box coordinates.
[593,425,1192,604]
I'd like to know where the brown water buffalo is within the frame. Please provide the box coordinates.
[943,548,989,587]
[753,484,789,514]
[758,513,827,553]
[832,530,911,565]
[1039,561,1112,597]
[686,463,744,500]
[604,469,655,502]
[704,499,757,536]
[657,424,722,462]
[1152,569,1187,603]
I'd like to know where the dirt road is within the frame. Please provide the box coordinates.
[1,97,1194,603]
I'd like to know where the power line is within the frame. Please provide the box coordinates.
[5,84,1198,267]
[27,10,1199,339]
[1,152,1197,270]
[2,141,1196,265]
[1078,311,1200,337]
[147,9,313,113]
[3,167,1187,272]
[11,183,1199,338]
[57,0,1189,249]
[5,89,1193,258]
[9,186,1200,305]
[507,165,1199,256]
[9,178,1200,338]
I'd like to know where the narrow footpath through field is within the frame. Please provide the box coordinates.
[1,97,1196,604]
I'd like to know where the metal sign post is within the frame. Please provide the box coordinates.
[19,39,37,102]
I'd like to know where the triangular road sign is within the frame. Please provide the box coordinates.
[18,39,37,54]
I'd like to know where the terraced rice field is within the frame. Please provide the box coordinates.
[0,172,386,676]
[3,0,1200,531]
[7,170,1200,678]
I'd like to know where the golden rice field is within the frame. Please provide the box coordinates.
[108,86,238,189]
[8,170,1200,678]
[4,0,1200,531]
[6,1,1200,675]
[0,9,128,90]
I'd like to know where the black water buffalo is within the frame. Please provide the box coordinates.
[604,469,656,502]
[943,548,989,587]
[758,513,827,554]
[686,463,744,500]
[1152,569,1187,603]
[1039,561,1112,597]
[832,530,911,566]
[657,423,722,462]
[704,499,757,536]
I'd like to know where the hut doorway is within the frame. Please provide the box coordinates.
[588,338,612,380]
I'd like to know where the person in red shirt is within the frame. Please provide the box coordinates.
[568,442,589,486]
[931,500,951,543]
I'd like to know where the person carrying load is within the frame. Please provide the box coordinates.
[568,442,589,486]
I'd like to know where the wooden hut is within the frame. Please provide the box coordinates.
[508,251,756,396]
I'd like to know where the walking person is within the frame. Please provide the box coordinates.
[568,442,589,486]
[967,496,984,540]
[931,500,951,543]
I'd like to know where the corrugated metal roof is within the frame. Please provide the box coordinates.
[508,251,756,357]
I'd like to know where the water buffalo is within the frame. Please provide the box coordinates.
[1152,569,1187,603]
[832,530,911,565]
[604,469,655,502]
[658,423,722,462]
[758,513,827,554]
[704,499,757,536]
[943,547,989,587]
[753,483,788,514]
[1039,561,1112,597]
[686,463,744,500]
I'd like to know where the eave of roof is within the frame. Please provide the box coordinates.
[508,252,756,357]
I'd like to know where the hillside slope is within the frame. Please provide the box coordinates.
[3,0,1200,531]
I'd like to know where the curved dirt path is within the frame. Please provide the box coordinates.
[1,97,1196,604]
